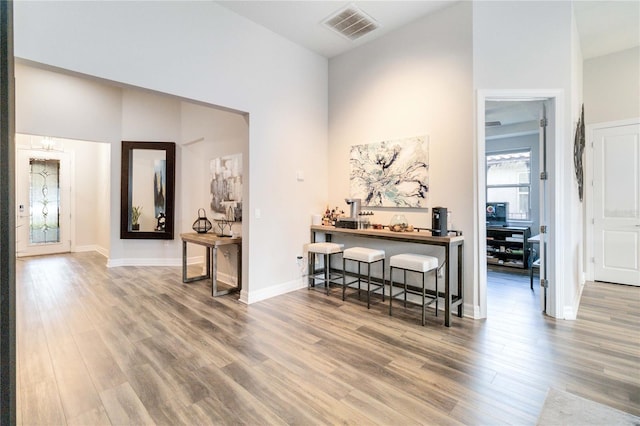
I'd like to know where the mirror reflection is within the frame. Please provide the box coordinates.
[131,149,166,232]
[121,141,175,240]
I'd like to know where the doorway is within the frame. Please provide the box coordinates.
[16,147,71,257]
[15,134,112,258]
[477,90,563,319]
[484,100,543,316]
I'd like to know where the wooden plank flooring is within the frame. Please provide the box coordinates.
[16,252,640,425]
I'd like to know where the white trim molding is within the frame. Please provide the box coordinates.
[476,89,565,320]
[240,278,307,305]
[107,257,182,268]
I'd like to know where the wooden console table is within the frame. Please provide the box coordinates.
[311,225,464,327]
[181,232,242,297]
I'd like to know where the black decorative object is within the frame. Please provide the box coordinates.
[156,212,166,231]
[573,104,585,201]
[214,219,233,237]
[192,208,212,233]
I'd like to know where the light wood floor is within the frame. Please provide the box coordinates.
[16,252,640,425]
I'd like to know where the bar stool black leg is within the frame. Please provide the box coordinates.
[389,266,394,316]
[324,253,330,295]
[366,263,371,309]
[342,257,347,301]
[422,271,426,326]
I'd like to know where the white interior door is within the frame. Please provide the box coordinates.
[593,123,640,286]
[16,149,71,257]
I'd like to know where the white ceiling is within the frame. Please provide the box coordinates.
[573,1,640,59]
[217,1,455,58]
[217,1,640,59]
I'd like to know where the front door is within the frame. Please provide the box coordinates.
[593,122,640,286]
[16,149,71,257]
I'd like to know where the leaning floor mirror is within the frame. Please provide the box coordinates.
[120,141,176,240]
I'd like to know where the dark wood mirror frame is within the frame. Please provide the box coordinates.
[120,141,176,240]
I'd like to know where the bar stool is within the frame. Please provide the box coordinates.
[305,242,344,295]
[342,247,385,308]
[389,253,442,326]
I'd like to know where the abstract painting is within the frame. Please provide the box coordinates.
[153,159,166,218]
[210,153,243,221]
[350,135,428,208]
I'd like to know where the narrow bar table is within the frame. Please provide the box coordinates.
[181,232,242,297]
[311,225,464,326]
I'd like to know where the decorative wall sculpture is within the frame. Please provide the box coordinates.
[210,153,243,221]
[350,135,429,208]
[573,104,585,202]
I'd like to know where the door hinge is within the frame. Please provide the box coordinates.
[540,225,547,234]
[540,171,548,180]
[540,118,548,127]
[540,278,549,288]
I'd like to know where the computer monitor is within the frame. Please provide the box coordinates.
[486,202,508,226]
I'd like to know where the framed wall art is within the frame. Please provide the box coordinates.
[350,135,429,208]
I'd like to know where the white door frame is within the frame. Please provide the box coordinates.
[476,89,565,319]
[585,117,640,282]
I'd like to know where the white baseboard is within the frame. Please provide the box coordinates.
[107,257,182,267]
[563,280,586,320]
[468,303,481,319]
[73,244,98,253]
[73,244,109,258]
[241,277,307,305]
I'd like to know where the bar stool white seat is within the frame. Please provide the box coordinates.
[389,253,442,326]
[342,247,385,308]
[305,242,344,295]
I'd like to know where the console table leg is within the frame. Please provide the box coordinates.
[445,245,451,327]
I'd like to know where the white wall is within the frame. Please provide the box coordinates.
[14,1,329,303]
[117,89,183,262]
[96,142,111,255]
[329,3,474,312]
[473,1,582,318]
[64,138,110,253]
[15,63,122,143]
[569,11,585,318]
[584,47,640,125]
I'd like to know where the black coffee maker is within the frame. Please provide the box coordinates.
[432,207,448,236]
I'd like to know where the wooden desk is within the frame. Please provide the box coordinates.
[311,225,464,327]
[181,232,242,297]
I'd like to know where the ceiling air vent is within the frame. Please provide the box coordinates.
[323,5,379,41]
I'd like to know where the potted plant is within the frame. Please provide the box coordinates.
[131,205,142,231]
